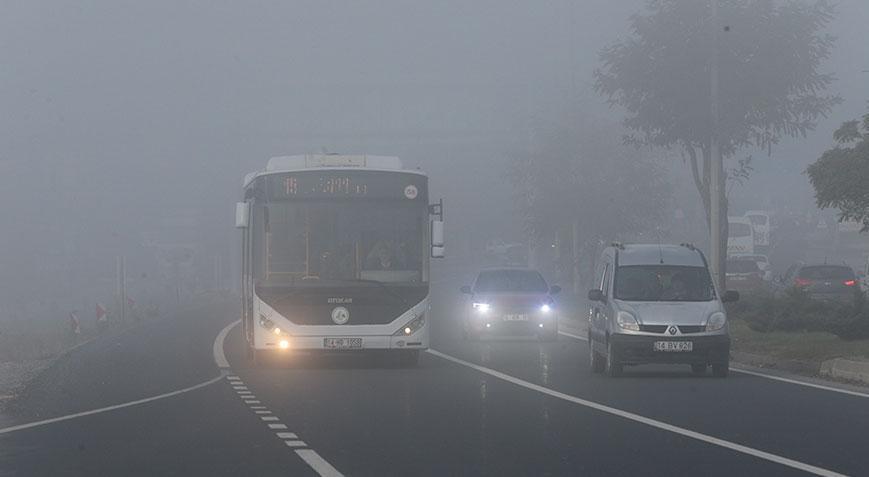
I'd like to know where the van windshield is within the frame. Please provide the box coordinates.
[614,265,714,302]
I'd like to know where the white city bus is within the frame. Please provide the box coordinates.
[236,154,444,366]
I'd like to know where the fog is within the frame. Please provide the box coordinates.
[1,0,868,328]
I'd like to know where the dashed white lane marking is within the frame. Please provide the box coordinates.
[217,320,344,477]
[557,329,869,399]
[0,373,225,436]
[295,449,344,477]
[427,348,847,477]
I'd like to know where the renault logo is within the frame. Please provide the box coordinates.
[668,326,678,335]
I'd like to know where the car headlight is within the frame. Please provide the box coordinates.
[472,303,490,314]
[539,303,552,313]
[394,313,426,336]
[706,312,727,332]
[616,311,640,331]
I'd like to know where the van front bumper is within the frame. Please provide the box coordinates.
[610,333,730,366]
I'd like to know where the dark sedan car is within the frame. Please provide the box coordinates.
[777,264,860,303]
[461,268,560,341]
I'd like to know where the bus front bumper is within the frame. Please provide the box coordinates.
[258,334,428,352]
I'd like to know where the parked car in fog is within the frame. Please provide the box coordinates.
[730,253,772,282]
[775,263,860,304]
[725,258,767,294]
[460,268,560,341]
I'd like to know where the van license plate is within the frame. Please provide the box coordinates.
[654,341,693,352]
[324,338,363,349]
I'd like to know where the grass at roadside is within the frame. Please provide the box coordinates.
[730,319,869,362]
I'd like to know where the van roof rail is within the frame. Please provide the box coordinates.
[679,243,696,250]
[610,241,626,250]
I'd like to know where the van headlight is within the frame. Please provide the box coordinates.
[616,311,640,331]
[394,313,426,336]
[706,312,727,332]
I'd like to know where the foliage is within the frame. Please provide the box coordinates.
[727,288,869,340]
[594,0,840,281]
[807,113,869,231]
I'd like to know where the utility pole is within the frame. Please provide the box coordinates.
[709,0,724,289]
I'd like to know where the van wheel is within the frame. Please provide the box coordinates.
[691,363,707,375]
[605,342,623,377]
[589,339,605,374]
[712,362,729,378]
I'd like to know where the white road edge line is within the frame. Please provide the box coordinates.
[427,348,846,477]
[0,373,225,435]
[0,319,249,436]
[213,320,239,368]
[295,449,344,477]
[556,330,869,399]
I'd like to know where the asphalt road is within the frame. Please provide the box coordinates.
[2,261,869,476]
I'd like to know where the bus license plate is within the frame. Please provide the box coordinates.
[324,338,363,349]
[654,341,693,352]
[504,314,528,321]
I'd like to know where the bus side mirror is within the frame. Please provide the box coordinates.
[431,220,444,258]
[235,202,249,228]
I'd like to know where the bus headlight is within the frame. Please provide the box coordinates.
[539,304,552,313]
[279,340,290,349]
[394,314,426,336]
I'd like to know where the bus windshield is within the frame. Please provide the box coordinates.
[254,201,426,285]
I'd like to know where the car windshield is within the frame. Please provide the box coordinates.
[727,260,760,274]
[614,265,714,302]
[474,270,548,293]
[798,266,854,280]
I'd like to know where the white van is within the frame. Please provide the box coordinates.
[727,217,755,256]
[744,210,771,249]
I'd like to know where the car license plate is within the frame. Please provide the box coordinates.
[504,314,528,321]
[653,341,693,352]
[323,337,363,349]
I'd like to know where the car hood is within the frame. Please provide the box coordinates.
[473,292,549,308]
[614,300,720,326]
